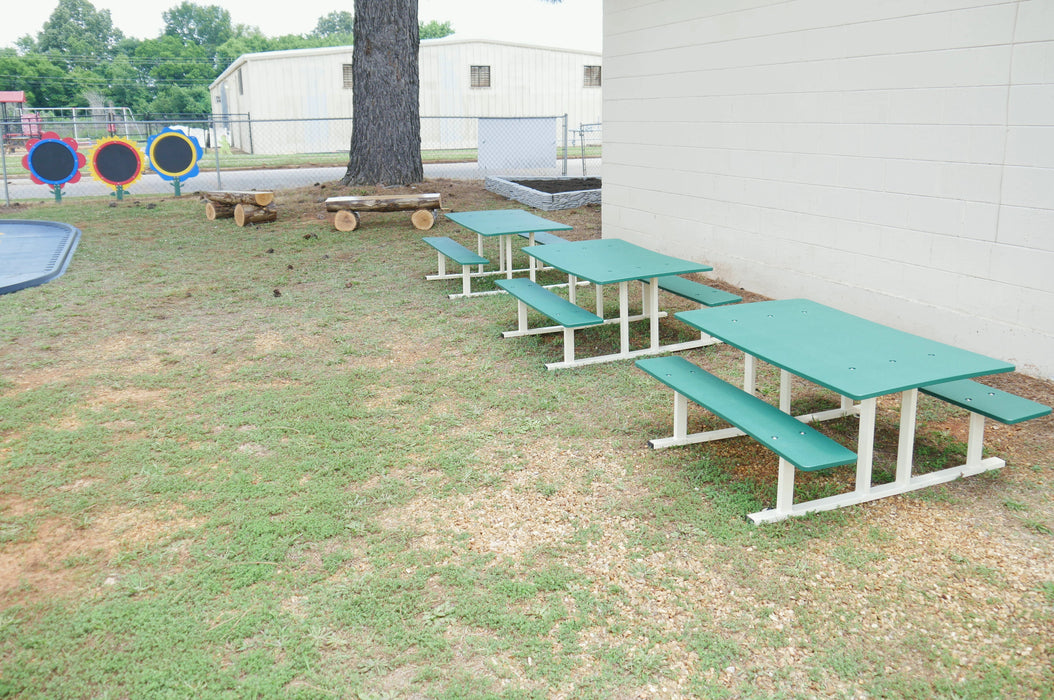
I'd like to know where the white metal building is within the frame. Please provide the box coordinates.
[209,37,602,155]
[603,0,1054,379]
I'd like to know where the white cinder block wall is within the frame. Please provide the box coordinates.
[603,0,1054,379]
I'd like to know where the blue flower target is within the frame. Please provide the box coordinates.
[146,128,204,195]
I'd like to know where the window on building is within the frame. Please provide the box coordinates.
[584,65,602,87]
[470,65,491,89]
[342,64,353,89]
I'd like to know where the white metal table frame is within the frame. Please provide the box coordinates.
[429,210,573,298]
[673,299,1016,523]
[518,239,722,370]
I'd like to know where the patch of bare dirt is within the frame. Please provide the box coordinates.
[0,499,203,606]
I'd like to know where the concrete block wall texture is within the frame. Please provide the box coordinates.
[603,0,1054,379]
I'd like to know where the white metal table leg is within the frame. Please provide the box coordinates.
[966,412,986,467]
[855,397,877,496]
[619,281,630,356]
[460,264,472,297]
[895,389,918,487]
[673,391,688,441]
[596,284,604,318]
[568,274,578,304]
[779,370,792,413]
[476,235,485,275]
[504,235,515,278]
[744,354,757,394]
[648,277,660,350]
[528,233,537,281]
[563,327,575,364]
[775,458,796,515]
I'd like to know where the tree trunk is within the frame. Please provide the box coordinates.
[341,0,423,186]
[324,193,441,212]
[205,191,274,206]
[234,203,278,226]
[205,201,235,220]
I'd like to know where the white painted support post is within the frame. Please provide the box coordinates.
[779,370,792,413]
[568,275,578,304]
[619,281,630,356]
[460,265,472,297]
[476,235,485,275]
[673,390,688,442]
[966,412,986,467]
[895,389,918,487]
[775,457,796,515]
[855,398,878,496]
[744,354,757,394]
[648,277,660,350]
[596,283,604,318]
[516,300,529,333]
[528,233,537,282]
[563,327,575,365]
[436,251,447,278]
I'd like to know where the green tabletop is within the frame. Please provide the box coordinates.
[523,239,713,285]
[677,299,1014,400]
[445,209,574,237]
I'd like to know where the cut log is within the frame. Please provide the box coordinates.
[410,208,436,230]
[324,193,442,213]
[205,201,236,220]
[206,190,275,207]
[235,203,278,227]
[330,209,360,232]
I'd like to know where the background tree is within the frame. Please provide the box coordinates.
[312,11,355,38]
[35,0,124,70]
[162,3,234,50]
[0,1,453,123]
[419,20,453,40]
[341,0,423,185]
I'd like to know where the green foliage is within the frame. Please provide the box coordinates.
[2,1,452,117]
[420,20,455,40]
[313,11,355,38]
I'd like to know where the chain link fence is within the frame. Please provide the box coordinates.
[2,113,601,205]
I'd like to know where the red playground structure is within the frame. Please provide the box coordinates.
[1,91,43,153]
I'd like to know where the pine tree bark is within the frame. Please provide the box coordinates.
[341,0,423,186]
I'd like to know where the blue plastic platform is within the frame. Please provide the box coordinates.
[0,220,81,295]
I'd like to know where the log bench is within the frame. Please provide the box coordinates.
[326,193,442,231]
[204,191,277,226]
[495,278,603,366]
[920,379,1051,468]
[422,236,489,298]
[636,355,858,520]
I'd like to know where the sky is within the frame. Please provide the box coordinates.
[0,0,603,53]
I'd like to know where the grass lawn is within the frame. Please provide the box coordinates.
[0,180,1051,698]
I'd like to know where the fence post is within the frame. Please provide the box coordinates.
[561,114,568,176]
[247,113,254,155]
[213,119,223,190]
[1,131,10,207]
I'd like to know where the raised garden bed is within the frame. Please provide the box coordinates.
[485,176,601,211]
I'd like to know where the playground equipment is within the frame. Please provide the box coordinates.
[0,220,81,295]
[1,91,42,153]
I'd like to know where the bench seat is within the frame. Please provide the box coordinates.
[647,275,742,307]
[517,231,569,245]
[496,278,602,366]
[920,379,1051,424]
[637,355,858,522]
[423,236,488,297]
[920,378,1051,469]
[636,356,856,472]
